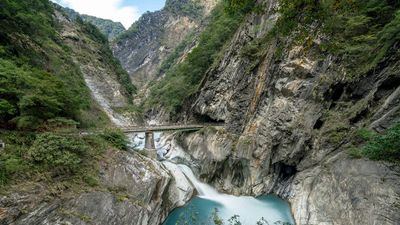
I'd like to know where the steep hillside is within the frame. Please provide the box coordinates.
[0,1,96,130]
[0,1,185,224]
[61,6,126,40]
[112,0,218,87]
[54,5,139,126]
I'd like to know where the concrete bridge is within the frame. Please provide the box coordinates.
[122,124,222,151]
[121,124,208,133]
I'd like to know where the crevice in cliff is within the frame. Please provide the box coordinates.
[324,83,345,109]
[349,108,369,124]
[193,112,225,123]
[313,118,324,130]
[374,75,400,101]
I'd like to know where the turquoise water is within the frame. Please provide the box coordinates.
[163,195,294,225]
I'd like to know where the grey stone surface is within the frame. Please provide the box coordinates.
[1,150,193,225]
[112,0,218,87]
[175,0,400,224]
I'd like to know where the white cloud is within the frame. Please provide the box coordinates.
[52,0,140,29]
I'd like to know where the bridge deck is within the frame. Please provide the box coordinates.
[121,124,222,133]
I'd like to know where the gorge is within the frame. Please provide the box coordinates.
[1,0,400,225]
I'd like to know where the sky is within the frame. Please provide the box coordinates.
[51,0,166,29]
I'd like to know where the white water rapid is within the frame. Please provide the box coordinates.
[177,164,219,197]
[175,164,295,225]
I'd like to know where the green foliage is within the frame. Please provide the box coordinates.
[28,133,89,175]
[223,0,255,15]
[348,124,400,162]
[211,208,224,225]
[165,0,204,20]
[146,2,253,113]
[39,117,79,132]
[0,0,134,130]
[0,0,93,129]
[99,128,129,151]
[0,131,33,185]
[0,0,55,58]
[81,15,125,40]
[0,131,107,186]
[159,33,195,75]
[275,0,400,78]
[83,174,99,187]
[0,59,85,129]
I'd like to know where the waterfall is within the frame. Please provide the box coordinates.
[172,164,295,225]
[177,164,219,197]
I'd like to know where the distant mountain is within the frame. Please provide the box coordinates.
[61,6,126,41]
[112,0,219,86]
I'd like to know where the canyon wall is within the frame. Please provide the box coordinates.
[164,0,400,224]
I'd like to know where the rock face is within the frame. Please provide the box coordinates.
[164,0,400,224]
[112,0,218,86]
[0,150,194,225]
[55,9,137,126]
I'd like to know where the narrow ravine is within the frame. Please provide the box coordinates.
[127,132,295,224]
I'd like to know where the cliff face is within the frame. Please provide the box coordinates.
[1,149,192,225]
[54,7,138,126]
[164,0,400,224]
[111,0,218,86]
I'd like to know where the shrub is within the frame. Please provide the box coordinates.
[0,156,29,185]
[0,131,107,187]
[99,129,129,151]
[165,0,204,20]
[348,124,400,162]
[38,117,79,132]
[275,0,400,78]
[28,133,89,175]
[361,124,400,162]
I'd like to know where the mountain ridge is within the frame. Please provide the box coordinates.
[58,5,126,41]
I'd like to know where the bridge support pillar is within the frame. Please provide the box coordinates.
[145,131,155,149]
[144,131,156,158]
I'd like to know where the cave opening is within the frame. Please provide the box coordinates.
[273,162,297,180]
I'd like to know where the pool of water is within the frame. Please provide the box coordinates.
[163,165,294,225]
[163,195,294,225]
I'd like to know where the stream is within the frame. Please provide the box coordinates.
[127,132,294,225]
